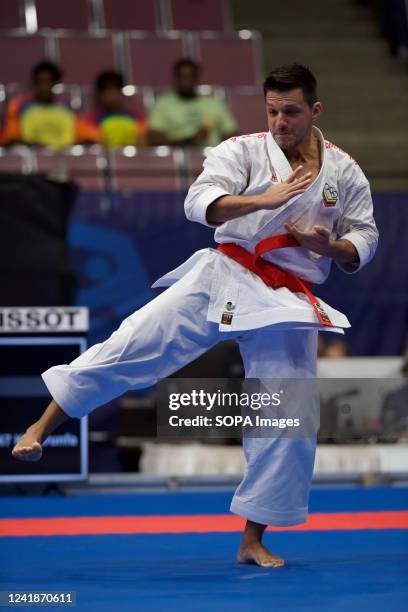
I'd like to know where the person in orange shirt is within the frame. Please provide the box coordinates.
[0,60,100,149]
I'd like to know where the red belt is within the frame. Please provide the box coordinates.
[217,233,333,327]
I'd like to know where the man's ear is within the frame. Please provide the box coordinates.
[312,101,323,122]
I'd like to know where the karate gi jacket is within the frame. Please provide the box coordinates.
[153,128,378,334]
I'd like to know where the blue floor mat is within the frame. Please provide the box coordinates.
[0,487,407,611]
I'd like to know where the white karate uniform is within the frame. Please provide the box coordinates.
[42,127,378,526]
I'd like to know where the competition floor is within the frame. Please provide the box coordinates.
[1,485,407,611]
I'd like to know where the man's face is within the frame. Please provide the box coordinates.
[174,65,198,98]
[32,70,56,103]
[98,86,123,112]
[265,88,321,151]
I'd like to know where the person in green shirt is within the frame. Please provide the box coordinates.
[148,58,237,147]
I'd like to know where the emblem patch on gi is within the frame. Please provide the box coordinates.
[322,183,338,207]
[270,172,278,183]
[221,301,235,325]
[221,312,233,325]
[224,301,235,312]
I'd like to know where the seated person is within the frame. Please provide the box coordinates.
[148,58,237,147]
[0,61,99,149]
[87,71,147,148]
[322,339,349,358]
[379,353,408,441]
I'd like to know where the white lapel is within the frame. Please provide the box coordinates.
[266,131,293,181]
[253,127,328,240]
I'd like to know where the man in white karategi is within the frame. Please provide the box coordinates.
[13,64,378,568]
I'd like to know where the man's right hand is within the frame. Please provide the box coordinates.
[205,166,313,225]
[256,166,312,210]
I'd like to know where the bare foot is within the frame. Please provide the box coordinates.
[12,425,43,461]
[238,540,285,568]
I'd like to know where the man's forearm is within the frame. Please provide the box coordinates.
[206,194,262,224]
[328,238,360,271]
[205,169,312,225]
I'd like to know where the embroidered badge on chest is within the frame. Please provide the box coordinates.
[322,183,338,207]
[270,171,279,183]
[221,301,235,325]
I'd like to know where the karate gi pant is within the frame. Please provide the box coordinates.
[42,262,318,527]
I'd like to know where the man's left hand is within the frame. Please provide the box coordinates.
[285,222,332,256]
[285,221,360,271]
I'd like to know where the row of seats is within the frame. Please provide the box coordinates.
[0,0,232,33]
[0,146,214,191]
[0,31,262,88]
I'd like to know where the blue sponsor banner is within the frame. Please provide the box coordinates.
[69,191,214,345]
[318,193,408,356]
[69,191,408,356]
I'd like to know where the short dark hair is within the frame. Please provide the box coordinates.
[95,70,124,93]
[32,60,62,83]
[263,63,318,107]
[173,58,200,75]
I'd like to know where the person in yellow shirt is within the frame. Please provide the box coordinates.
[148,59,237,147]
[0,61,99,150]
[87,71,147,148]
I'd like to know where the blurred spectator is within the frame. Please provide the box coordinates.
[87,71,147,148]
[378,0,408,59]
[148,58,237,147]
[0,61,99,150]
[319,337,349,358]
[379,351,408,442]
[324,340,349,358]
[318,334,327,357]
